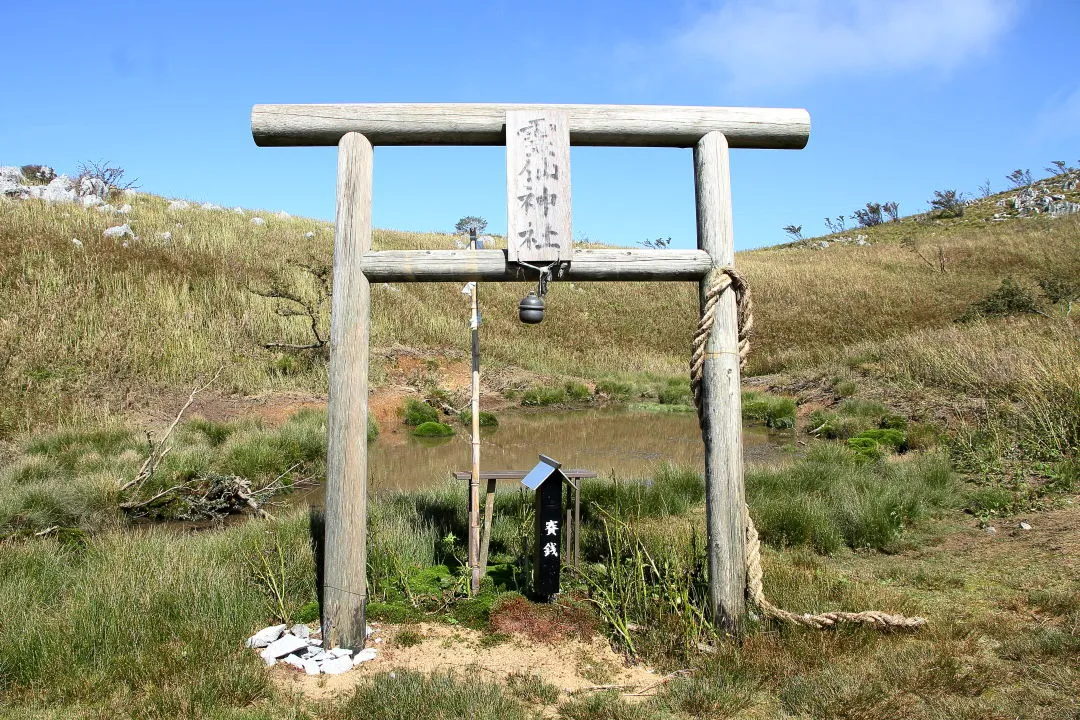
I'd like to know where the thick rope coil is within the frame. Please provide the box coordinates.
[691,267,926,632]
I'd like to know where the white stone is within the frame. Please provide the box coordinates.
[168,200,190,211]
[201,202,220,211]
[282,654,307,670]
[303,658,321,675]
[275,211,290,219]
[1019,521,1032,530]
[71,238,83,248]
[159,231,172,242]
[300,647,320,659]
[263,656,277,667]
[290,624,310,639]
[329,647,353,658]
[260,633,308,660]
[78,176,107,197]
[103,224,134,239]
[305,231,314,238]
[308,638,322,646]
[310,651,333,662]
[250,217,265,226]
[79,194,103,207]
[117,204,132,214]
[352,648,377,665]
[96,204,114,213]
[320,656,353,675]
[38,177,76,203]
[0,166,24,184]
[245,622,286,648]
[233,207,245,214]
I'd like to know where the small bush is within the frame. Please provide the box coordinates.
[459,410,499,427]
[929,189,966,218]
[403,399,439,426]
[960,278,1040,321]
[564,381,591,402]
[852,202,884,228]
[742,391,797,429]
[395,627,423,648]
[413,422,453,438]
[521,386,567,406]
[657,378,692,406]
[595,379,633,399]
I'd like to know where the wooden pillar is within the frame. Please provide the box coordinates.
[694,131,747,633]
[323,131,373,649]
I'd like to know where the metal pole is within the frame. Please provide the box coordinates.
[468,227,482,595]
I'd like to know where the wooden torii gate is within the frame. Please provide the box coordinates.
[251,103,811,649]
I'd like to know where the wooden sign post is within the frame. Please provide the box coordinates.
[252,102,810,648]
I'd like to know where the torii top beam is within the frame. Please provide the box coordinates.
[251,103,810,150]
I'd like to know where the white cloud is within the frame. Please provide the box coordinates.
[1035,85,1080,141]
[672,0,1020,89]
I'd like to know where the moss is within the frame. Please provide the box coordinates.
[846,437,884,462]
[403,399,439,426]
[295,600,320,623]
[367,601,425,624]
[413,422,454,438]
[851,428,908,452]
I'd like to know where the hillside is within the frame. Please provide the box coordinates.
[1,164,1078,455]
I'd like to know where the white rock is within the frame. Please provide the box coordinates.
[300,647,320,659]
[78,176,107,197]
[38,177,76,203]
[275,211,290,219]
[305,231,314,238]
[201,202,220,211]
[168,200,190,211]
[303,658,321,675]
[246,623,288,649]
[96,204,114,213]
[282,654,307,670]
[79,194,103,208]
[175,223,183,228]
[290,624,310,639]
[124,188,138,197]
[308,638,322,646]
[264,656,277,667]
[985,526,997,535]
[0,166,24,184]
[329,647,353,658]
[103,224,134,239]
[159,231,172,241]
[260,633,309,661]
[250,217,265,226]
[0,178,25,197]
[352,648,377,665]
[366,625,374,637]
[117,204,132,214]
[1019,521,1032,530]
[374,638,383,644]
[71,238,83,248]
[320,656,353,675]
[310,651,333,662]
[233,206,245,214]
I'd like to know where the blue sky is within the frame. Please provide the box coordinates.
[3,0,1078,250]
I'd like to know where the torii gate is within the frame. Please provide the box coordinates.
[251,103,811,649]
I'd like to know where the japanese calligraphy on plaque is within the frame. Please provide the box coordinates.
[505,110,572,263]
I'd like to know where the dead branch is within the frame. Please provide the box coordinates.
[120,367,222,492]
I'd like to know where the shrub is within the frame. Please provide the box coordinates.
[851,203,884,228]
[595,379,633,399]
[459,410,499,427]
[403,399,439,426]
[929,189,965,218]
[742,391,797,429]
[521,386,566,406]
[564,381,591,401]
[412,422,453,438]
[960,278,1040,321]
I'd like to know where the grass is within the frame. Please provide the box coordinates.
[741,390,797,429]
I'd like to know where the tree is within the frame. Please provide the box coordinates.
[882,202,900,222]
[1006,169,1033,189]
[782,225,803,241]
[824,215,846,234]
[639,237,672,249]
[929,189,965,218]
[454,216,488,236]
[851,203,884,228]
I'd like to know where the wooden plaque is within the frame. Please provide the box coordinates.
[506,110,572,263]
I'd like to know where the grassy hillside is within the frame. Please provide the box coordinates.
[2,172,1077,447]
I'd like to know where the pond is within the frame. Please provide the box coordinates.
[325,407,793,497]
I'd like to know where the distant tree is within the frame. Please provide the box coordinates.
[929,189,966,218]
[782,225,803,241]
[851,203,884,228]
[454,216,488,236]
[882,201,900,222]
[1006,169,1033,189]
[823,216,846,234]
[639,236,672,249]
[977,179,994,198]
[1045,160,1070,178]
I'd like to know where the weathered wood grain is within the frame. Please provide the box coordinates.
[506,110,572,263]
[359,249,712,282]
[251,103,810,149]
[694,131,747,634]
[323,132,373,650]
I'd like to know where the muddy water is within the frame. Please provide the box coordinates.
[331,408,792,497]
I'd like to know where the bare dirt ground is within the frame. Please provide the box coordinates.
[271,622,660,703]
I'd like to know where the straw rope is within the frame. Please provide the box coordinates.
[691,268,926,631]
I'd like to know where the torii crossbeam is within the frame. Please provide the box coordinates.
[251,103,811,649]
